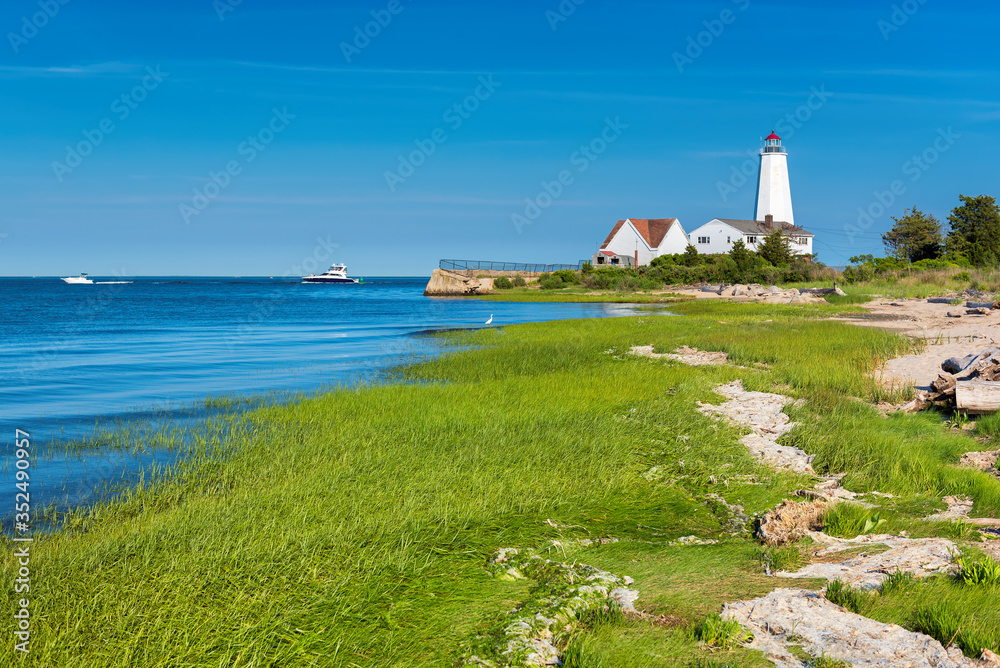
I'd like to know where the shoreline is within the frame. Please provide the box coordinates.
[5,300,1000,665]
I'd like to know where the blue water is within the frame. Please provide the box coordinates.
[0,276,653,524]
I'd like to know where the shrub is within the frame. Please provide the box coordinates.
[540,277,565,290]
[512,274,527,287]
[493,277,513,290]
[551,269,580,284]
[955,271,972,283]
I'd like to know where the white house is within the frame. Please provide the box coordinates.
[687,216,814,256]
[593,218,688,267]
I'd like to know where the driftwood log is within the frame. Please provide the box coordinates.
[957,381,1000,414]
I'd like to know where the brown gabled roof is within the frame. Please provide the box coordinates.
[600,218,679,250]
[714,219,813,237]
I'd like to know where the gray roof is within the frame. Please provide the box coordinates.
[713,219,814,237]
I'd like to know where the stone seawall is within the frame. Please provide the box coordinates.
[424,269,495,296]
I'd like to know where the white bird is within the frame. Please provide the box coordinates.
[485,314,493,325]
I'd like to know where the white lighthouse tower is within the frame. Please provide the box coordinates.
[754,131,794,225]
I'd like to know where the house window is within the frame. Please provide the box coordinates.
[798,237,808,245]
[747,236,757,244]
[596,256,605,264]
[697,236,710,244]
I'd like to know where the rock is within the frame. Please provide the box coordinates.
[732,284,748,297]
[766,285,782,293]
[723,589,979,667]
[757,499,828,546]
[967,307,991,315]
[781,536,958,589]
[959,450,1000,477]
[834,282,847,296]
[983,648,1000,667]
[629,345,729,366]
[698,381,814,475]
[925,495,974,521]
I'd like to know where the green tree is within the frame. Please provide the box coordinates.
[881,207,943,262]
[946,194,1000,266]
[729,238,751,270]
[757,229,792,267]
[682,243,699,267]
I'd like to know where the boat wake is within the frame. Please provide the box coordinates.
[95,281,133,284]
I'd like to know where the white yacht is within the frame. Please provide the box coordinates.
[302,264,360,284]
[62,273,94,284]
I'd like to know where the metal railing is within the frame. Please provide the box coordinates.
[439,259,585,273]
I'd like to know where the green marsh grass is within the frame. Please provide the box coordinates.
[5,302,1000,665]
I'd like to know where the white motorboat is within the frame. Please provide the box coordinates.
[302,264,360,284]
[62,273,94,284]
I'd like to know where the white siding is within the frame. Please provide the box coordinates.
[687,221,744,255]
[658,220,689,255]
[688,219,813,256]
[602,219,688,266]
[603,223,651,266]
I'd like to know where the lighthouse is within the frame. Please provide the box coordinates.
[753,131,794,226]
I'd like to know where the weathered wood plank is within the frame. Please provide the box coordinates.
[956,380,1000,414]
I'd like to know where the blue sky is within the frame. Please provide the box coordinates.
[0,0,997,276]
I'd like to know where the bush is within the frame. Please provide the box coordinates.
[551,269,580,284]
[512,274,526,287]
[540,277,566,290]
[493,277,513,290]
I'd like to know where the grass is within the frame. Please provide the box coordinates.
[691,614,753,648]
[5,301,1000,666]
[823,503,886,538]
[475,288,695,303]
[824,579,875,615]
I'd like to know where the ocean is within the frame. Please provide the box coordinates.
[0,276,651,524]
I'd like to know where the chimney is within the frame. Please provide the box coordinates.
[634,249,638,267]
[765,214,774,227]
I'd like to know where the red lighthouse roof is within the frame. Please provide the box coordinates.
[765,131,781,141]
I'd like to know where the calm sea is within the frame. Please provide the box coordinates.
[0,276,650,524]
